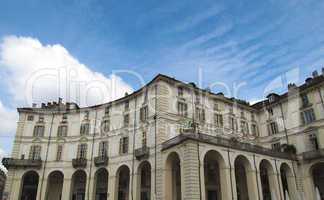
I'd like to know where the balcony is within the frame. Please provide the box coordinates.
[302,149,324,161]
[162,133,296,160]
[2,158,42,169]
[72,158,87,168]
[135,146,149,160]
[94,156,108,167]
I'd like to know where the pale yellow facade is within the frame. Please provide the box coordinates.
[2,73,324,200]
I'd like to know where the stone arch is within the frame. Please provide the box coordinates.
[280,162,296,200]
[93,168,109,200]
[116,165,130,200]
[203,150,227,200]
[165,152,182,200]
[46,170,64,200]
[234,155,256,200]
[310,162,324,200]
[259,159,277,200]
[19,170,40,200]
[136,161,152,200]
[71,170,87,200]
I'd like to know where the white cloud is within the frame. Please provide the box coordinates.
[0,35,134,107]
[0,100,17,136]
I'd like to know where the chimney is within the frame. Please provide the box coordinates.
[288,83,297,90]
[305,77,313,84]
[312,70,318,77]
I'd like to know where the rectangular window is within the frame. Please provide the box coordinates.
[119,137,129,154]
[271,142,281,151]
[57,125,68,137]
[268,108,273,116]
[268,122,278,135]
[105,106,110,116]
[98,141,108,157]
[142,132,147,147]
[240,110,245,118]
[39,114,44,122]
[251,124,258,136]
[240,121,249,135]
[309,134,319,150]
[80,123,90,135]
[301,108,316,124]
[195,92,200,104]
[33,125,45,137]
[77,144,87,159]
[140,106,149,122]
[229,106,233,114]
[84,111,89,120]
[62,113,68,121]
[177,102,188,117]
[301,94,309,107]
[124,114,129,127]
[251,113,255,121]
[214,114,223,127]
[56,145,63,161]
[125,100,129,111]
[29,145,41,160]
[27,115,34,121]
[229,117,237,131]
[196,107,205,123]
[101,120,110,134]
[214,103,219,111]
[144,89,148,103]
[178,87,184,97]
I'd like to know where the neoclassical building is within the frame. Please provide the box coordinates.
[0,169,6,199]
[2,72,324,200]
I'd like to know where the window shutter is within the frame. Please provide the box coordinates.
[267,124,271,135]
[119,138,123,154]
[202,109,205,122]
[220,115,223,127]
[140,107,144,121]
[29,146,34,159]
[77,144,81,158]
[125,137,129,153]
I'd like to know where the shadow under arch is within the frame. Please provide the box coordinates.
[259,159,277,200]
[310,162,324,200]
[93,168,109,200]
[71,170,87,200]
[234,155,254,200]
[136,161,151,200]
[203,150,227,200]
[165,152,182,200]
[19,170,39,200]
[116,165,130,200]
[46,170,64,200]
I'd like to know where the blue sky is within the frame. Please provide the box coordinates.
[0,0,324,157]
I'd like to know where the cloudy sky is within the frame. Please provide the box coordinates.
[0,0,324,160]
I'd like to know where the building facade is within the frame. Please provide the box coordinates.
[0,169,6,200]
[2,72,324,200]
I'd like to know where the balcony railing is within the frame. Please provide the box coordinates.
[94,156,108,167]
[72,158,87,168]
[135,146,149,160]
[2,158,42,169]
[162,133,296,160]
[302,149,324,161]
